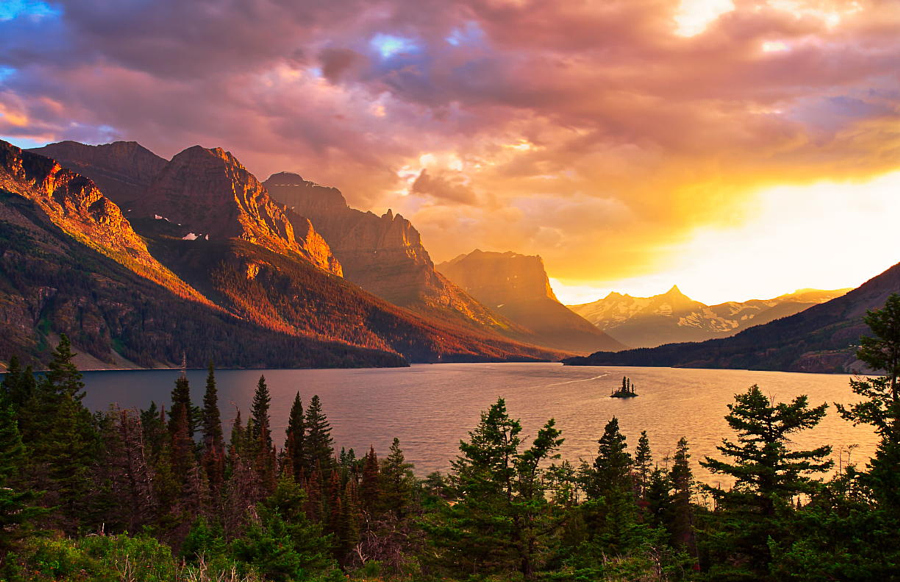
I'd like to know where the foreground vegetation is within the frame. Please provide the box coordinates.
[2,297,900,581]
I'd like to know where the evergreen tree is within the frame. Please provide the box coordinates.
[380,438,414,519]
[838,293,900,511]
[168,375,196,439]
[19,336,97,531]
[250,375,272,451]
[669,437,696,556]
[700,385,832,581]
[360,446,380,513]
[578,417,635,554]
[201,362,225,492]
[434,398,564,578]
[304,395,334,470]
[0,398,45,555]
[1,356,36,410]
[284,392,305,481]
[634,430,653,499]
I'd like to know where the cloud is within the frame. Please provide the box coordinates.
[0,0,897,289]
[411,169,478,205]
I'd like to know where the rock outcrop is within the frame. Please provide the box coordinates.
[264,173,516,332]
[32,142,343,276]
[569,286,849,348]
[437,250,625,354]
[0,140,205,303]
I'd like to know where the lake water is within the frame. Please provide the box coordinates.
[80,363,878,485]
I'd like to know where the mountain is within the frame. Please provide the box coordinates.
[563,262,900,373]
[2,140,562,368]
[263,172,522,334]
[0,140,403,369]
[30,140,168,209]
[437,250,625,354]
[569,286,849,348]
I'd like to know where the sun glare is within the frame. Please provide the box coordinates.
[552,171,900,306]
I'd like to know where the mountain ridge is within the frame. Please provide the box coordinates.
[569,285,849,348]
[563,263,899,373]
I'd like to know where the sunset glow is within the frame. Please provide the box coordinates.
[2,0,898,304]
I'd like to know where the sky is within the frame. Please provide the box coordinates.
[1,0,898,305]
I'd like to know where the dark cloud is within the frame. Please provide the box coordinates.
[411,169,478,205]
[0,0,897,282]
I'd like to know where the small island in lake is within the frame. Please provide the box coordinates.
[611,376,638,398]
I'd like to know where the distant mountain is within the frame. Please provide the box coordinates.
[569,286,849,348]
[263,172,523,334]
[3,139,563,368]
[437,250,625,354]
[563,263,900,373]
[31,140,168,209]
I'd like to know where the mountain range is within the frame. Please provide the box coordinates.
[569,286,849,348]
[2,138,600,369]
[563,261,900,373]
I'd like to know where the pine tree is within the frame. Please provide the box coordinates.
[669,437,696,555]
[435,398,564,578]
[380,438,414,519]
[634,430,653,499]
[838,293,900,511]
[304,395,334,470]
[250,375,272,451]
[201,362,225,492]
[284,392,305,481]
[0,398,45,555]
[1,355,36,410]
[360,446,380,513]
[700,385,832,580]
[19,336,97,531]
[169,375,196,439]
[579,416,635,554]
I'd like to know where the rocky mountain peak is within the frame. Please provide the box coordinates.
[138,146,341,274]
[263,172,348,215]
[438,250,559,306]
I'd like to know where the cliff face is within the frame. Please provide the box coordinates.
[264,173,516,332]
[29,142,343,276]
[437,250,625,354]
[0,140,205,303]
[1,139,562,368]
[569,286,849,348]
[30,141,168,209]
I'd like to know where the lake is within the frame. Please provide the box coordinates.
[80,363,877,485]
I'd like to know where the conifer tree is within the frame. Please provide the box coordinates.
[380,438,414,519]
[169,375,195,439]
[435,398,564,578]
[284,392,305,480]
[669,437,696,555]
[1,355,36,410]
[634,430,653,498]
[304,395,334,470]
[360,446,380,513]
[837,293,900,511]
[19,336,96,530]
[250,375,272,450]
[201,362,225,492]
[700,385,831,580]
[0,397,45,555]
[579,417,635,553]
